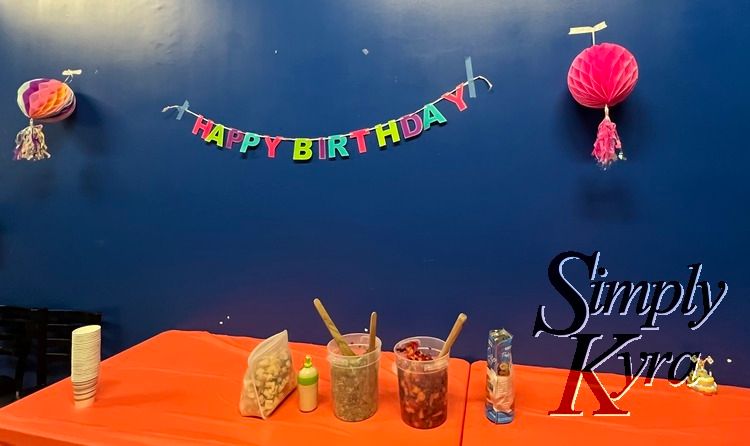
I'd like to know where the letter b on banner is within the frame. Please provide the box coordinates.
[293,138,313,161]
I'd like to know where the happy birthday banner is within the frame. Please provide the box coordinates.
[162,75,492,162]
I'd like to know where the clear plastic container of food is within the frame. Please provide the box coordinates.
[326,333,381,422]
[394,336,449,429]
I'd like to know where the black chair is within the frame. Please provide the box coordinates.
[0,306,34,400]
[34,308,102,389]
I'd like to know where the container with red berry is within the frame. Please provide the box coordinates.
[393,336,449,429]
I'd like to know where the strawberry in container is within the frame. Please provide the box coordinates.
[393,314,467,429]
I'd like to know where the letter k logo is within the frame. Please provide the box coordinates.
[549,334,642,416]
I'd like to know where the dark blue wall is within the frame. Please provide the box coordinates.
[1,1,747,386]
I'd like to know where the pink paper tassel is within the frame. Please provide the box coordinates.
[592,106,623,168]
[14,120,50,161]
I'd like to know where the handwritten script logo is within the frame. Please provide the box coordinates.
[533,251,727,416]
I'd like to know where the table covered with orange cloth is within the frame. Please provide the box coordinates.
[0,330,470,446]
[463,361,749,446]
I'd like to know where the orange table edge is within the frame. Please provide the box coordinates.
[0,330,471,446]
[463,360,750,446]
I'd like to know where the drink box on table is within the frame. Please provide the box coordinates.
[485,329,514,423]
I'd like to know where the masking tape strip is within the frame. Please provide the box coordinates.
[464,57,476,98]
[568,21,607,35]
[176,100,190,120]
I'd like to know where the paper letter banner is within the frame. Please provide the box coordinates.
[162,76,492,163]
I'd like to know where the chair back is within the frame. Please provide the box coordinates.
[35,309,102,387]
[0,305,34,397]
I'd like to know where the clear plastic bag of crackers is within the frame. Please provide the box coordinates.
[239,330,297,418]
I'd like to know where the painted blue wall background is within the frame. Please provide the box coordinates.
[1,1,748,386]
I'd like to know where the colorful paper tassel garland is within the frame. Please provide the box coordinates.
[15,72,79,161]
[567,22,639,168]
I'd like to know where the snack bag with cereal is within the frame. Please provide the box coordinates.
[239,330,297,418]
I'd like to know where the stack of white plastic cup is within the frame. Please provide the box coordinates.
[71,325,101,408]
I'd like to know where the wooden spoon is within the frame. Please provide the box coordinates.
[438,313,468,358]
[368,312,377,352]
[313,298,356,356]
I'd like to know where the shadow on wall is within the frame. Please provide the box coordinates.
[0,220,5,270]
[20,165,57,201]
[96,305,122,359]
[576,176,636,222]
[64,92,109,203]
[556,91,643,223]
[63,92,107,158]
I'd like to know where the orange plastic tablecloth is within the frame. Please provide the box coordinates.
[0,330,470,446]
[464,361,749,446]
